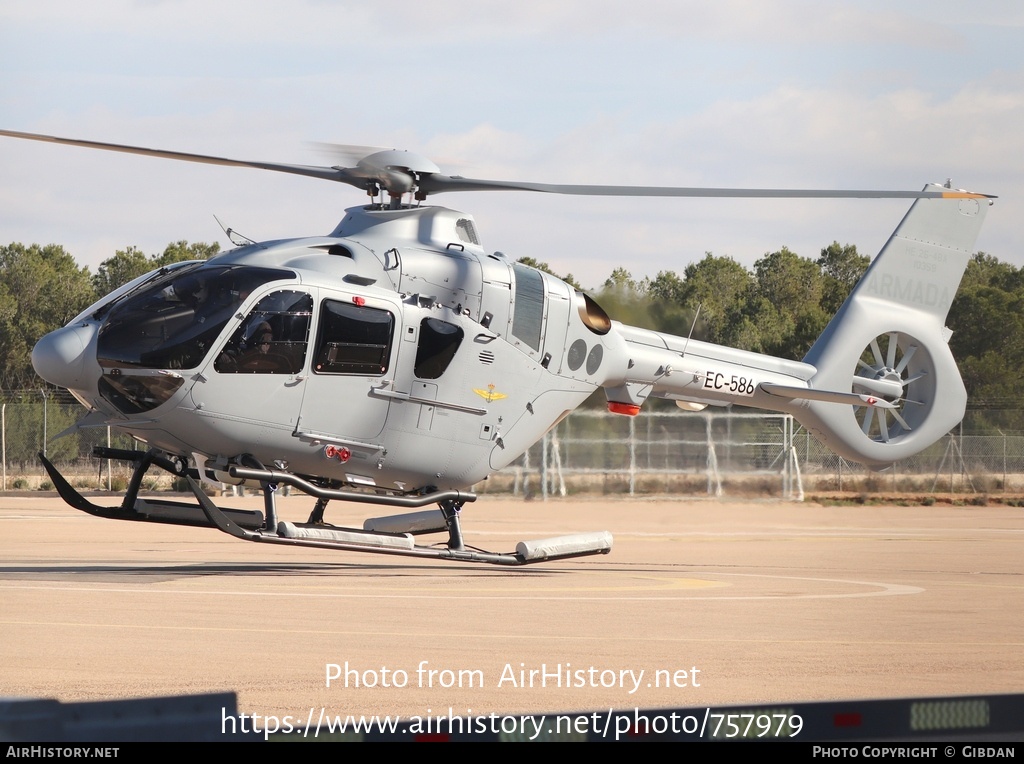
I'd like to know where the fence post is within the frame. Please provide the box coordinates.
[521,446,530,498]
[705,413,722,497]
[107,426,112,491]
[782,415,791,499]
[40,389,48,458]
[628,416,636,496]
[541,431,549,502]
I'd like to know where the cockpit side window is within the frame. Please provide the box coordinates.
[215,291,313,374]
[414,318,464,379]
[313,300,394,375]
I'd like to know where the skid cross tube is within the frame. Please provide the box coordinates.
[227,465,476,508]
[189,477,531,565]
[40,451,610,566]
[39,451,537,564]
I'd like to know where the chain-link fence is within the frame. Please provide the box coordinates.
[793,428,1024,494]
[2,395,1022,497]
[0,397,141,490]
[484,409,1024,499]
[481,409,803,499]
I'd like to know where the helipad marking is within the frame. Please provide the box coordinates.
[4,615,1019,648]
[0,570,919,600]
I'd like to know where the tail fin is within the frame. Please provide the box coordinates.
[797,184,993,467]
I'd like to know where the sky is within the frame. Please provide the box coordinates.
[1,0,1022,290]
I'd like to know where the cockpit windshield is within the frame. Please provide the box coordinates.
[89,260,203,322]
[97,265,295,370]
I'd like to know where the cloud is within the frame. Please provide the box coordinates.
[0,0,978,49]
[1,0,1020,287]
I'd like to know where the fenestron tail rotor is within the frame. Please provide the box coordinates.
[851,332,934,443]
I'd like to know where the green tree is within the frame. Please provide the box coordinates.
[949,277,1024,416]
[644,270,696,337]
[153,240,220,267]
[753,247,828,358]
[601,267,638,294]
[593,267,655,329]
[817,242,869,314]
[959,251,1021,293]
[644,270,686,303]
[0,243,94,390]
[515,257,580,289]
[93,240,221,297]
[678,253,755,346]
[92,246,150,297]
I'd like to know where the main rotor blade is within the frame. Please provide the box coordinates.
[2,128,997,201]
[0,128,354,185]
[419,174,991,199]
[308,141,390,165]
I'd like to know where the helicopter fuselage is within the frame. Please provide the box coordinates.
[8,124,992,564]
[36,202,811,493]
[35,187,988,496]
[34,204,640,492]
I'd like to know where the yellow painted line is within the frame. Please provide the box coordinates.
[0,575,728,596]
[0,572,914,600]
[3,618,1023,647]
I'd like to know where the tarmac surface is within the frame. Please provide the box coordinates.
[2,494,1022,724]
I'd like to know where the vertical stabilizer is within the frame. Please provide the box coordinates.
[797,185,993,467]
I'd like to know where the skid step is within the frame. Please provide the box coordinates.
[136,499,265,529]
[516,532,613,562]
[277,522,415,550]
[363,509,448,535]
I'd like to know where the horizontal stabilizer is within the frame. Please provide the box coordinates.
[760,383,897,409]
[50,410,111,442]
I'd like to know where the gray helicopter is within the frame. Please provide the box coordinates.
[2,129,994,565]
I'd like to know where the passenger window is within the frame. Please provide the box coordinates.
[215,290,313,374]
[313,301,394,375]
[415,318,464,379]
[511,262,544,352]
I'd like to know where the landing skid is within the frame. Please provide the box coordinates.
[39,450,612,566]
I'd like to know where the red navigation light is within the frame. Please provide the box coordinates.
[607,401,641,416]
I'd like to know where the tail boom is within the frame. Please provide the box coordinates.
[601,184,992,469]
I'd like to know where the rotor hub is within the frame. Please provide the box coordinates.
[873,368,905,401]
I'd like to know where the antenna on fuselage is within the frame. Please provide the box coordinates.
[213,215,256,247]
[681,303,702,358]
